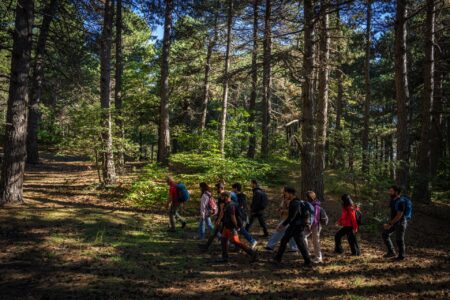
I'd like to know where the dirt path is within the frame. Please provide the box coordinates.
[0,156,449,299]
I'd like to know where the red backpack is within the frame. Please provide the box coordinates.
[207,194,218,216]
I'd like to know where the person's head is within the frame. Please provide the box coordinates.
[231,183,242,193]
[388,185,401,199]
[199,182,210,194]
[216,182,225,193]
[221,191,231,203]
[165,176,174,185]
[306,191,317,202]
[283,186,296,201]
[251,179,258,189]
[341,194,354,207]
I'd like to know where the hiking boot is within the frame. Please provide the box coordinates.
[383,252,396,258]
[251,241,258,250]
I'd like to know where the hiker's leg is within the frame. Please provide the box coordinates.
[169,205,176,229]
[292,227,311,264]
[288,237,299,251]
[346,228,358,255]
[395,221,407,258]
[198,218,206,240]
[312,224,322,260]
[267,226,284,249]
[204,226,219,249]
[334,227,346,253]
[245,213,256,231]
[303,227,311,252]
[240,226,256,244]
[257,212,269,236]
[274,226,294,261]
[221,230,229,260]
[206,217,214,231]
[174,206,186,224]
[231,231,254,256]
[382,226,396,255]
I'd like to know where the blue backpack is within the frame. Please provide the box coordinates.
[176,183,190,203]
[299,200,315,226]
[396,195,413,220]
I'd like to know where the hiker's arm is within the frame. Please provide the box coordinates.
[279,202,295,230]
[231,214,239,230]
[165,191,172,209]
[385,211,403,229]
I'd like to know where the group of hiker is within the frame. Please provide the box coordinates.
[165,176,413,266]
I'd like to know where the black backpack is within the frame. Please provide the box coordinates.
[225,202,245,228]
[355,209,362,226]
[298,200,313,226]
[260,190,268,210]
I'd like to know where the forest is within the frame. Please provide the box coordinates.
[0,0,449,299]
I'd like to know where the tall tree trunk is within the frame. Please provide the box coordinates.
[300,0,315,199]
[362,0,371,174]
[413,0,435,203]
[0,0,34,204]
[100,0,116,184]
[314,0,329,201]
[430,39,444,177]
[394,0,410,192]
[200,11,219,131]
[334,0,344,168]
[261,0,272,159]
[219,0,233,157]
[247,0,259,158]
[26,0,57,164]
[157,0,173,164]
[115,0,124,173]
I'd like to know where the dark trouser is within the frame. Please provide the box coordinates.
[335,226,360,255]
[246,211,269,236]
[221,228,254,260]
[204,223,222,250]
[274,225,311,264]
[382,220,407,258]
[169,204,186,229]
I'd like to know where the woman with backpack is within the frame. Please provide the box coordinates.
[304,191,324,263]
[334,194,361,256]
[198,182,216,240]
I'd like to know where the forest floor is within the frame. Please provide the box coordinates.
[0,154,449,299]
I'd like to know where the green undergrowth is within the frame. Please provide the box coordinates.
[125,152,296,209]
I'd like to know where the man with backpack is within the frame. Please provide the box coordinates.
[246,179,269,238]
[273,187,312,267]
[216,192,257,263]
[232,183,258,249]
[165,176,188,231]
[382,185,412,261]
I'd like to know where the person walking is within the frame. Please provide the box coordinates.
[198,182,215,240]
[232,183,258,249]
[165,176,187,231]
[334,194,360,256]
[246,179,269,237]
[273,187,312,267]
[304,191,324,263]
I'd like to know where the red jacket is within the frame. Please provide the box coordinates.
[337,206,358,232]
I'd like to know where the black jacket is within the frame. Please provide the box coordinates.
[282,198,311,227]
[251,187,268,213]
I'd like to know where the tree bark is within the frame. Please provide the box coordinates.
[247,0,259,159]
[157,0,173,164]
[261,0,272,159]
[413,0,435,203]
[0,0,34,204]
[362,0,371,174]
[334,0,344,168]
[115,0,125,173]
[219,0,233,157]
[314,0,329,201]
[100,0,116,184]
[394,0,410,192]
[200,10,219,132]
[26,0,57,164]
[300,0,315,199]
[430,38,444,177]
